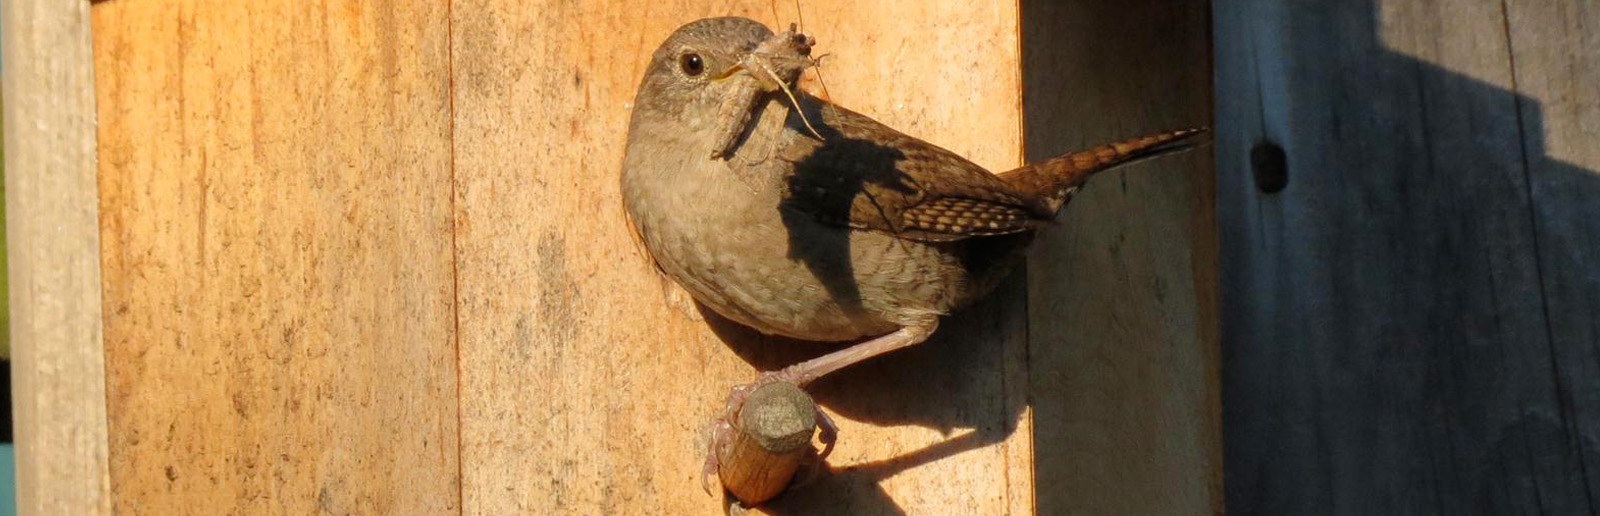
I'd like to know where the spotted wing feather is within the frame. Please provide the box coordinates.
[776,99,1051,242]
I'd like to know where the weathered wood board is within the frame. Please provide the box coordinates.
[3,0,111,514]
[1216,0,1600,513]
[1020,1,1221,515]
[93,2,460,514]
[83,0,1221,513]
[448,2,1033,514]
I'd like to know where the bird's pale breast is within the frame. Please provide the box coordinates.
[621,126,966,342]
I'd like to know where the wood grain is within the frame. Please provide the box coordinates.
[1019,1,1221,515]
[85,1,1227,512]
[449,2,1029,514]
[2,0,112,514]
[1216,0,1600,513]
[92,2,460,514]
[717,381,816,506]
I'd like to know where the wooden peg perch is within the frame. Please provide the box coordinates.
[717,381,818,505]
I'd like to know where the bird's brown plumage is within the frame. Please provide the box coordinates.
[997,128,1206,214]
[775,102,1050,243]
[776,100,1204,243]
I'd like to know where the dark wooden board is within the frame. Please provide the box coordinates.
[1215,0,1600,513]
[1020,1,1221,515]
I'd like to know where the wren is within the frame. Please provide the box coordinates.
[620,17,1204,492]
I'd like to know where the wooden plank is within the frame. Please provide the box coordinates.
[1,1,112,514]
[1215,0,1600,513]
[449,2,1031,513]
[1505,0,1600,507]
[1018,1,1221,515]
[92,2,460,514]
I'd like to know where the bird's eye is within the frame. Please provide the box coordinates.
[679,53,704,76]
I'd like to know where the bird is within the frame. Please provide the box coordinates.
[619,16,1204,489]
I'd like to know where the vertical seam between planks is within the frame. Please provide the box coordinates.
[86,0,115,512]
[89,0,117,510]
[445,0,465,513]
[1498,2,1599,514]
[1195,4,1225,513]
[1009,0,1035,513]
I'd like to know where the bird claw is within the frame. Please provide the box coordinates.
[815,408,838,462]
[702,418,734,496]
[791,407,839,489]
[701,369,818,497]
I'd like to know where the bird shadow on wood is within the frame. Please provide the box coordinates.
[699,283,1025,513]
[699,273,1027,515]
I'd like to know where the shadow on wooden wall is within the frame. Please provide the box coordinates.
[1217,0,1600,513]
[706,290,1028,514]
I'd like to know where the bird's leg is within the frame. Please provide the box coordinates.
[772,320,939,387]
[702,320,938,494]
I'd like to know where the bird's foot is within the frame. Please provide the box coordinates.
[700,369,829,496]
[701,417,734,495]
[791,408,838,489]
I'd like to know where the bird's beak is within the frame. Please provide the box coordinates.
[713,62,747,81]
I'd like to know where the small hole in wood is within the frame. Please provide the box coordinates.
[1251,140,1288,194]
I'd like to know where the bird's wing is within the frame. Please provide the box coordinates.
[774,101,1051,242]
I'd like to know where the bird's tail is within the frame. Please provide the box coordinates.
[999,128,1208,214]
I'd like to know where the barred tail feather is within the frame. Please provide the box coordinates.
[999,127,1208,214]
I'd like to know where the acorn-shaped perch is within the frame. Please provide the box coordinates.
[717,381,819,505]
